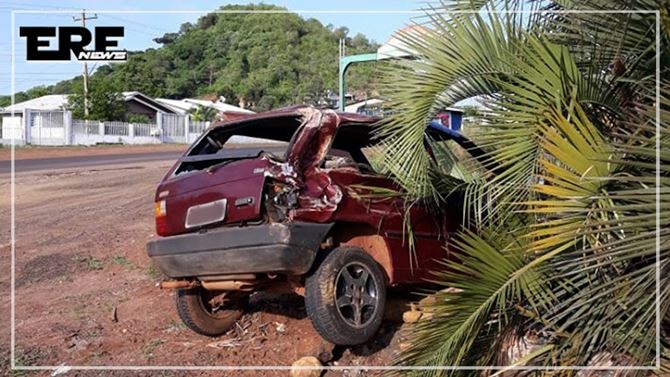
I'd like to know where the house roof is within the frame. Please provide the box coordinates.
[344,98,384,113]
[2,94,69,112]
[2,92,177,114]
[452,96,488,110]
[377,24,429,59]
[155,98,254,115]
[122,91,176,114]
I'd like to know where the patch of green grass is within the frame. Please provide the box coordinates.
[84,328,101,338]
[164,320,187,333]
[84,350,107,364]
[72,255,104,271]
[111,255,134,270]
[11,347,44,376]
[146,264,163,281]
[153,372,176,377]
[73,302,89,321]
[142,338,164,359]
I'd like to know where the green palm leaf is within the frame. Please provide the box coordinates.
[381,0,669,372]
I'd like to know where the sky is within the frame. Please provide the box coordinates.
[0,0,425,96]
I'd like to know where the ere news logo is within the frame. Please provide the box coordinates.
[19,26,128,62]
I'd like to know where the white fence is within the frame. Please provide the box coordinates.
[29,110,68,145]
[1,109,212,146]
[189,120,209,142]
[134,122,154,137]
[72,119,99,135]
[162,113,187,144]
[104,121,130,136]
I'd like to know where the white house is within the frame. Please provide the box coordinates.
[1,95,70,142]
[1,92,177,144]
[2,94,70,113]
[2,92,175,121]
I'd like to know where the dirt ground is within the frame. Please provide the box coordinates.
[0,150,409,376]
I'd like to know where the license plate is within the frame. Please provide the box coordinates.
[185,199,227,229]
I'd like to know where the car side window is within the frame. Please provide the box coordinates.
[359,146,385,175]
[326,124,379,174]
[323,149,359,170]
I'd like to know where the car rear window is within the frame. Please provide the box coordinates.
[218,135,289,160]
[173,117,301,175]
[188,116,301,156]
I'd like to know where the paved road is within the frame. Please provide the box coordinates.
[0,151,182,174]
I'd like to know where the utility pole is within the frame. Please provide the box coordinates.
[338,38,346,59]
[73,9,97,117]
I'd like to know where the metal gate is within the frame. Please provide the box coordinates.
[30,110,66,145]
[188,120,209,143]
[3,115,24,144]
[162,114,186,143]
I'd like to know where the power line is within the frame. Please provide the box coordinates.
[9,72,82,75]
[0,77,72,83]
[105,14,174,34]
[0,1,75,10]
[6,2,175,36]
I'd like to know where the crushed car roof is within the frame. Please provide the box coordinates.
[208,105,381,130]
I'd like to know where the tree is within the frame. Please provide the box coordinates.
[0,85,51,108]
[179,22,193,35]
[333,26,349,40]
[3,4,382,112]
[153,32,179,45]
[67,78,126,121]
[127,113,151,124]
[188,105,218,121]
[378,0,669,372]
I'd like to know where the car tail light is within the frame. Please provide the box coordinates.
[155,200,167,236]
[272,182,285,194]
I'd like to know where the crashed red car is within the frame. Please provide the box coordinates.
[146,105,479,345]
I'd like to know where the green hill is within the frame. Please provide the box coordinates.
[2,4,382,111]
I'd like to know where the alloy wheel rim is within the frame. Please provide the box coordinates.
[334,262,379,328]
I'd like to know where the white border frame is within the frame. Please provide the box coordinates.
[9,8,661,373]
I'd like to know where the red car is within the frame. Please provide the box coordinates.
[146,105,479,345]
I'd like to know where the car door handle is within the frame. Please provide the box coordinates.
[234,197,254,207]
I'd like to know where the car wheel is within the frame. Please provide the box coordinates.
[305,246,386,346]
[175,287,246,337]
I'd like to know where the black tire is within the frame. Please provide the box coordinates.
[305,246,387,345]
[175,287,246,337]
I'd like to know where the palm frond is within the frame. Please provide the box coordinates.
[393,229,541,374]
[382,0,669,372]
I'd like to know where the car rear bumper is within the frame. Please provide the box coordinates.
[146,222,333,278]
